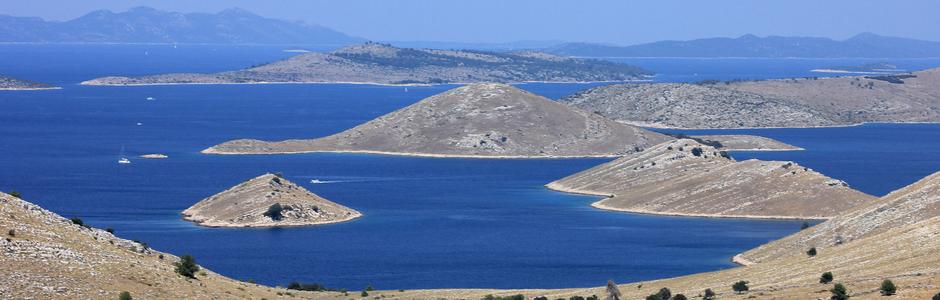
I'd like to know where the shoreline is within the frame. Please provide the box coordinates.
[201,147,625,159]
[0,86,62,91]
[79,78,652,87]
[181,211,363,228]
[544,183,828,221]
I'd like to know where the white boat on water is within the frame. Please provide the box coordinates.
[118,146,131,164]
[146,97,155,101]
[310,179,325,184]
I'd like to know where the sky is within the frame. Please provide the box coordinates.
[2,0,939,45]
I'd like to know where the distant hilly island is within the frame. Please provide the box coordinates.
[4,7,940,59]
[544,33,940,58]
[0,6,363,45]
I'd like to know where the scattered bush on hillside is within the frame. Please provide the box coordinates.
[366,284,374,291]
[483,295,524,300]
[807,247,817,257]
[119,291,133,300]
[801,222,810,230]
[534,296,548,300]
[569,296,585,300]
[286,281,335,291]
[645,287,671,300]
[703,289,716,300]
[175,254,200,279]
[691,147,703,157]
[830,283,849,300]
[932,292,940,300]
[820,272,834,284]
[672,294,688,300]
[6,229,13,237]
[880,280,896,296]
[732,281,749,293]
[361,291,368,297]
[8,191,21,198]
[69,217,90,228]
[263,203,284,221]
[106,227,115,234]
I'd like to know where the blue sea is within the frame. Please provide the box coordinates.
[1,44,939,290]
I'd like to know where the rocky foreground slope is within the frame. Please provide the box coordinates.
[81,42,651,86]
[182,173,360,227]
[561,68,940,128]
[547,139,873,219]
[740,170,940,264]
[0,192,318,299]
[0,75,57,90]
[204,83,670,158]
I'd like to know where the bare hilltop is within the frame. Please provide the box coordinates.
[561,68,940,128]
[547,139,873,219]
[182,173,360,228]
[0,75,58,90]
[81,42,651,86]
[204,83,671,158]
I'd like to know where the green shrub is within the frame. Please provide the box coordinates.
[569,296,585,300]
[673,294,688,300]
[366,284,374,291]
[534,297,548,300]
[70,218,85,226]
[820,272,834,284]
[175,254,200,279]
[830,283,849,300]
[703,288,716,300]
[118,291,132,300]
[8,191,21,198]
[263,203,284,221]
[105,227,115,234]
[6,229,13,237]
[691,147,703,157]
[361,291,368,297]
[933,292,940,300]
[732,281,749,293]
[807,247,817,256]
[585,295,597,300]
[801,222,810,230]
[880,280,896,296]
[286,281,333,291]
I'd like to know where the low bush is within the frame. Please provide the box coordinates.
[830,283,849,300]
[263,203,284,221]
[119,291,132,300]
[175,254,200,279]
[8,190,21,198]
[703,288,716,300]
[807,247,817,256]
[880,280,896,296]
[286,281,334,291]
[673,294,688,300]
[820,272,833,284]
[732,281,749,293]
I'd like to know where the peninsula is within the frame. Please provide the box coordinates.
[546,139,873,219]
[182,173,361,228]
[203,83,670,158]
[80,43,652,86]
[0,75,58,90]
[561,67,940,128]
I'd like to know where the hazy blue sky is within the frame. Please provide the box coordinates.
[3,0,939,44]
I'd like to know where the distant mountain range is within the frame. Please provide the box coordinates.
[544,33,940,58]
[0,6,364,45]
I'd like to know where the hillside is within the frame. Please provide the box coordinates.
[0,6,362,45]
[0,75,57,90]
[739,171,940,264]
[0,192,322,299]
[561,68,940,128]
[182,173,361,228]
[81,43,652,85]
[204,83,670,157]
[544,33,940,58]
[546,139,873,219]
[560,83,838,128]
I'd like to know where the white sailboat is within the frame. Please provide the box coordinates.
[118,146,131,164]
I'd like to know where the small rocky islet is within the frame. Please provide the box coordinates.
[182,173,360,228]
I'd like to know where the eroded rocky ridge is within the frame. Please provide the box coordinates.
[203,83,670,158]
[561,68,940,128]
[546,139,873,219]
[182,173,361,227]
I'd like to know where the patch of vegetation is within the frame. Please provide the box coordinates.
[820,272,834,284]
[568,296,585,300]
[830,283,849,300]
[703,289,716,300]
[483,295,524,300]
[732,281,749,293]
[263,203,284,221]
[361,291,368,297]
[880,279,896,296]
[118,291,132,300]
[933,292,940,300]
[106,227,115,234]
[645,287,672,300]
[807,247,817,257]
[801,222,810,230]
[672,295,687,300]
[6,229,13,237]
[287,282,335,292]
[366,284,374,291]
[175,254,200,279]
[662,133,724,149]
[70,217,90,228]
[8,190,21,198]
[691,147,704,157]
[865,74,916,84]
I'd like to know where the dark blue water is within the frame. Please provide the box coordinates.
[1,45,939,290]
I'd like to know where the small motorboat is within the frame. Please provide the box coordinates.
[118,157,131,164]
[310,179,325,184]
[146,97,156,101]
